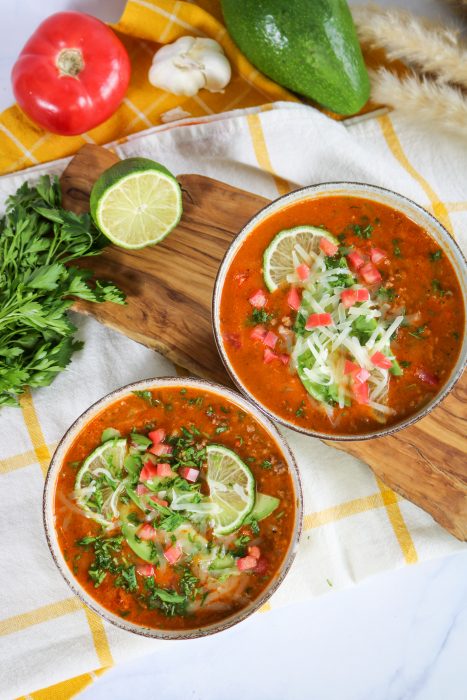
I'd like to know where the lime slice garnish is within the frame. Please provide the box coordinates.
[263,225,338,292]
[90,157,183,249]
[206,444,255,535]
[74,438,128,526]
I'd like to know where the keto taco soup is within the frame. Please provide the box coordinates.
[52,383,299,632]
[217,194,465,436]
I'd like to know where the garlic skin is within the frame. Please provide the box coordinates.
[148,37,231,97]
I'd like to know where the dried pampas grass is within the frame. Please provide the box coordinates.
[352,5,467,89]
[370,68,467,139]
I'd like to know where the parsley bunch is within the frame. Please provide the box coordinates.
[0,176,125,407]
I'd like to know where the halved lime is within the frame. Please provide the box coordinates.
[90,157,183,249]
[263,225,338,292]
[74,439,128,526]
[206,444,255,535]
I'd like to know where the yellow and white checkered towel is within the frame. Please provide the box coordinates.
[0,2,466,699]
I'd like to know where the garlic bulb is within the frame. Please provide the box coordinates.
[148,37,231,97]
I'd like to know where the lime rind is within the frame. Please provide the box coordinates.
[91,158,182,250]
[206,444,255,536]
[263,225,338,292]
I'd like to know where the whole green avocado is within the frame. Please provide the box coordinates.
[221,0,370,115]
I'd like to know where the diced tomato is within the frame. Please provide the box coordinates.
[138,523,158,541]
[248,545,261,560]
[371,351,392,370]
[263,348,278,363]
[341,289,357,308]
[287,286,301,311]
[352,381,369,404]
[136,484,149,495]
[149,443,173,456]
[156,463,173,477]
[415,367,439,387]
[305,312,333,329]
[250,325,267,342]
[263,331,278,349]
[164,544,182,565]
[148,428,165,444]
[136,564,155,577]
[179,467,199,483]
[279,353,290,365]
[355,288,370,302]
[234,271,249,285]
[319,237,338,256]
[149,495,169,508]
[354,367,370,384]
[370,248,387,264]
[139,461,158,482]
[296,263,310,281]
[344,360,359,375]
[236,555,258,571]
[347,251,365,271]
[249,289,267,308]
[254,557,268,575]
[223,332,241,349]
[359,262,382,285]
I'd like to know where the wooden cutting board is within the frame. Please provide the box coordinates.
[61,145,467,541]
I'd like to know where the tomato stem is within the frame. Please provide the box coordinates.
[56,48,84,77]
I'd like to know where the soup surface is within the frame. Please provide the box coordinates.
[54,386,296,630]
[219,196,464,435]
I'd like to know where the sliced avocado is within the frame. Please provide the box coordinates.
[121,521,159,564]
[297,349,339,405]
[209,554,235,571]
[244,493,280,523]
[125,485,145,511]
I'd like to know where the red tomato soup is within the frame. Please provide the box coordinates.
[219,196,464,435]
[53,386,297,630]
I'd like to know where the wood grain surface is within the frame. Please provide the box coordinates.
[61,145,467,540]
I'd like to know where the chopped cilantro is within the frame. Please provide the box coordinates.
[235,535,251,547]
[249,308,272,325]
[377,286,395,302]
[352,223,373,239]
[179,569,200,601]
[400,360,411,368]
[431,279,446,296]
[429,250,442,261]
[392,238,402,258]
[261,460,273,470]
[132,390,160,406]
[409,324,427,339]
[250,519,260,535]
[116,565,137,592]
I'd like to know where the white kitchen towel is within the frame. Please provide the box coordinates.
[0,102,465,699]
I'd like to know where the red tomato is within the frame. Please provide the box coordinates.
[11,12,131,135]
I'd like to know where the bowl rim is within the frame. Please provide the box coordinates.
[212,180,467,442]
[43,376,303,640]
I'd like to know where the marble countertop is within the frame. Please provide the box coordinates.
[1,1,466,698]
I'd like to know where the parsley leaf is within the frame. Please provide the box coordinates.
[0,176,125,407]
